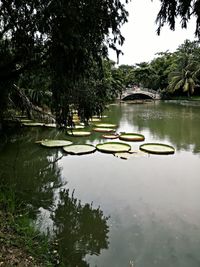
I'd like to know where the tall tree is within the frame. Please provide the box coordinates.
[118,64,136,87]
[0,0,129,124]
[133,62,155,88]
[167,40,200,96]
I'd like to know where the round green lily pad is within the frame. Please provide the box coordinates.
[96,142,131,153]
[95,123,117,128]
[22,122,44,127]
[63,144,96,155]
[102,134,119,139]
[89,118,101,122]
[119,133,145,141]
[67,125,85,130]
[139,143,175,155]
[93,127,115,133]
[67,130,91,137]
[20,119,33,123]
[44,123,57,128]
[41,140,73,147]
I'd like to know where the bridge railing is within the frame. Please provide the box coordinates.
[121,86,161,99]
[137,87,158,94]
[123,87,158,95]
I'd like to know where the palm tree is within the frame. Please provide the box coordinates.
[168,68,196,97]
[167,40,200,97]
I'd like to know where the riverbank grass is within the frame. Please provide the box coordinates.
[0,186,55,266]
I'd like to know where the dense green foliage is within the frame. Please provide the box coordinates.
[0,184,55,266]
[0,0,129,124]
[156,0,200,37]
[116,40,200,98]
[1,0,200,124]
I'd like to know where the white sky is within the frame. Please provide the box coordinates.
[109,0,197,65]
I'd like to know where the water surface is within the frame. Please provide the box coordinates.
[0,101,200,267]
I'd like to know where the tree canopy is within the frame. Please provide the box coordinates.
[115,40,200,98]
[2,0,200,126]
[0,0,129,125]
[156,0,200,37]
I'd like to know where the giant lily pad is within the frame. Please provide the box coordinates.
[95,123,117,128]
[44,123,57,128]
[20,119,33,123]
[89,118,101,122]
[93,127,115,133]
[102,133,119,139]
[22,122,44,127]
[139,143,175,155]
[63,144,96,155]
[67,130,91,137]
[119,133,145,141]
[96,142,131,153]
[40,139,73,147]
[67,125,85,130]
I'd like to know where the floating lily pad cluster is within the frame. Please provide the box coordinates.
[39,139,96,155]
[38,136,175,159]
[29,112,175,157]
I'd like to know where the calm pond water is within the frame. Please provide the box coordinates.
[1,100,200,267]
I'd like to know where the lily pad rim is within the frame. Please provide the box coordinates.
[96,141,131,153]
[40,139,73,147]
[94,123,117,128]
[93,127,115,132]
[139,143,175,155]
[66,130,91,136]
[119,132,145,141]
[63,144,96,155]
[44,123,57,128]
[22,122,44,126]
[102,133,119,139]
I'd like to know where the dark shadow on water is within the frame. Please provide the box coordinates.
[53,189,109,266]
[0,128,109,266]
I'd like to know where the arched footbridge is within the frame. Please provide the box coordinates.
[120,88,161,100]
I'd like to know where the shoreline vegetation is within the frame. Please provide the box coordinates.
[0,185,56,267]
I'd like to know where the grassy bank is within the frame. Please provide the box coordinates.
[0,186,57,266]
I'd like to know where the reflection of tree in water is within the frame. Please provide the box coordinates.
[0,127,109,265]
[0,128,62,210]
[53,189,109,266]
